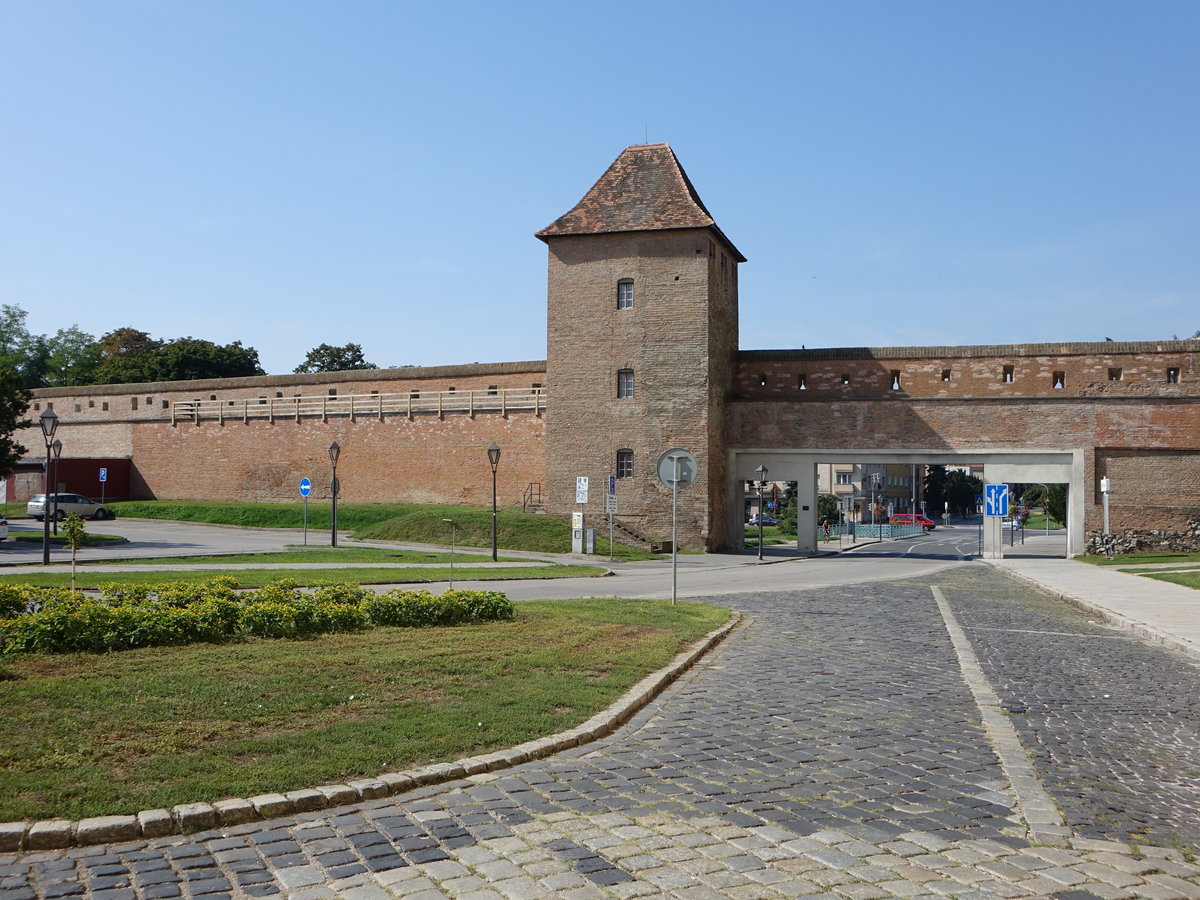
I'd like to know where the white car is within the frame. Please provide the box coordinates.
[26,493,114,522]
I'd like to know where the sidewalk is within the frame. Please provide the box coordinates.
[988,556,1200,662]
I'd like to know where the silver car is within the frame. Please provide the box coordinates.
[26,493,114,521]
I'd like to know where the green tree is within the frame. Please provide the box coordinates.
[924,464,948,515]
[946,470,983,516]
[96,334,264,384]
[817,493,841,526]
[294,343,378,373]
[61,513,87,591]
[44,327,102,386]
[0,366,31,473]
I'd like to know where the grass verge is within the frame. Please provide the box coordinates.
[0,597,729,820]
[0,565,609,590]
[1082,551,1200,566]
[84,547,500,566]
[107,501,662,560]
[1140,571,1200,590]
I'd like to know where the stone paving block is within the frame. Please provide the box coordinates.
[26,821,73,850]
[247,794,292,818]
[0,822,26,852]
[834,884,893,900]
[274,865,324,889]
[344,779,388,801]
[212,798,256,826]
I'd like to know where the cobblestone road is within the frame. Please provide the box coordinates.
[3,565,1200,899]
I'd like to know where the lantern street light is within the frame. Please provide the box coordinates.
[487,443,501,562]
[755,464,768,561]
[328,441,341,548]
[50,439,63,535]
[39,408,59,566]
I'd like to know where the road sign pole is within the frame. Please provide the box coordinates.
[671,456,679,606]
[303,495,308,546]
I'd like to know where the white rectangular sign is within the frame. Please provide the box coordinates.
[575,476,589,504]
[605,495,618,514]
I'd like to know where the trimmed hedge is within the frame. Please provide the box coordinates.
[0,579,514,655]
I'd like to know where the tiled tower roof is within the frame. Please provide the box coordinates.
[536,144,746,261]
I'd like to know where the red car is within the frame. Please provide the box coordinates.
[890,513,935,531]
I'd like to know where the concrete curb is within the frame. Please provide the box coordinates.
[985,562,1200,664]
[0,612,741,852]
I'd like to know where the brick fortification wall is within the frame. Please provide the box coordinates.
[729,342,1200,534]
[31,362,547,507]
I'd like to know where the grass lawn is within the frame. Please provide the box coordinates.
[0,564,609,590]
[1140,571,1200,590]
[1082,551,1200,566]
[0,598,729,821]
[106,501,662,560]
[744,525,792,547]
[83,547,501,566]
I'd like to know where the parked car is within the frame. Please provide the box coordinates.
[890,512,935,531]
[747,513,778,527]
[0,517,7,540]
[26,493,114,521]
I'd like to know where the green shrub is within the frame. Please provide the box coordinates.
[0,579,511,655]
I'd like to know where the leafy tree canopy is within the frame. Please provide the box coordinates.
[293,343,378,374]
[96,336,265,384]
[0,365,32,472]
[0,307,267,386]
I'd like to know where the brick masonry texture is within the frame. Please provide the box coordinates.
[25,144,1200,548]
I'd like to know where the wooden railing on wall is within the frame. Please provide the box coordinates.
[169,387,546,425]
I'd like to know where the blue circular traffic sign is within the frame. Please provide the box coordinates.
[299,478,312,497]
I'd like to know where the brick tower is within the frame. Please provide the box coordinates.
[536,144,744,550]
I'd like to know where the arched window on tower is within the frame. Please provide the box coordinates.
[616,449,634,478]
[617,369,634,398]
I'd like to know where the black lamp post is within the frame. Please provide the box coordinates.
[487,443,501,562]
[328,441,341,548]
[755,464,768,561]
[50,441,63,532]
[39,408,58,566]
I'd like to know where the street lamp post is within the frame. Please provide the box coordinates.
[755,464,768,561]
[50,439,63,535]
[328,441,341,548]
[487,443,501,562]
[39,409,59,566]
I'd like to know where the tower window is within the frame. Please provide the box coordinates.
[1108,367,1122,381]
[616,449,634,479]
[841,374,850,385]
[1167,367,1179,384]
[1002,365,1014,383]
[617,369,634,398]
[798,374,807,390]
[890,371,901,391]
[616,280,633,309]
[942,369,952,382]
[758,374,767,387]
[1053,371,1065,389]
[131,397,138,411]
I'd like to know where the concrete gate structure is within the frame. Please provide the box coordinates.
[26,144,1200,557]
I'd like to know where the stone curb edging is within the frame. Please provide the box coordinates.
[987,563,1200,664]
[0,612,742,853]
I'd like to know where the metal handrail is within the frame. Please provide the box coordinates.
[169,387,545,424]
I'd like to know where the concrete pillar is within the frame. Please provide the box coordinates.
[794,460,818,555]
